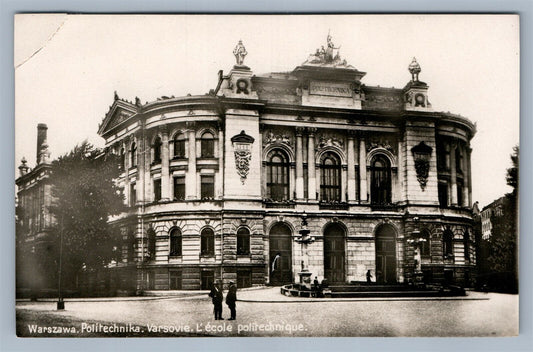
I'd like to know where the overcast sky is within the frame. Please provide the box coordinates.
[14,14,519,207]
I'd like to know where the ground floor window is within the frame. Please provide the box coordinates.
[201,270,214,290]
[169,270,182,290]
[237,270,252,288]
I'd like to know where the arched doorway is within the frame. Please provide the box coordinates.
[324,223,345,284]
[375,224,397,284]
[269,223,292,285]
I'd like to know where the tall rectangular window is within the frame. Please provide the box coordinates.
[153,179,161,202]
[130,183,136,206]
[201,175,215,199]
[169,270,182,290]
[438,182,448,207]
[173,176,185,200]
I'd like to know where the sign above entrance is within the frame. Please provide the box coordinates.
[309,80,353,97]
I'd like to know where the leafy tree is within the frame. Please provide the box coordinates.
[485,146,519,293]
[47,141,125,290]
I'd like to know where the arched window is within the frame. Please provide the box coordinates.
[201,228,215,256]
[169,228,182,256]
[120,147,125,170]
[370,155,392,205]
[130,142,137,167]
[174,133,186,159]
[443,229,454,258]
[147,227,156,259]
[320,152,341,202]
[237,228,250,255]
[201,131,215,158]
[266,149,290,201]
[420,229,431,257]
[463,230,470,261]
[153,136,162,164]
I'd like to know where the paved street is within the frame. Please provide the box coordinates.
[16,287,518,337]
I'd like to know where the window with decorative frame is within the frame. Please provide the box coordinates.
[443,229,454,258]
[200,131,215,158]
[173,176,185,200]
[320,152,341,202]
[169,228,182,256]
[266,149,290,201]
[173,133,186,159]
[130,142,137,167]
[370,154,392,205]
[153,136,162,164]
[153,179,161,202]
[201,175,215,199]
[200,228,215,256]
[237,228,250,255]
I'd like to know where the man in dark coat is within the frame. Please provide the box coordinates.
[208,280,224,320]
[226,281,237,320]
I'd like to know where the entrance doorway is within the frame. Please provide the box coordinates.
[269,223,293,285]
[324,223,345,284]
[375,224,397,284]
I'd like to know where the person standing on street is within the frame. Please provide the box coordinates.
[226,281,237,320]
[366,270,373,283]
[209,280,224,320]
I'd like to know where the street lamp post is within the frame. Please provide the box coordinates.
[406,217,426,288]
[295,213,315,289]
[57,214,64,310]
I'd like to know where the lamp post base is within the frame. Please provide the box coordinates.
[57,299,65,310]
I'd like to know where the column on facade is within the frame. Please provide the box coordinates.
[186,122,197,199]
[358,131,368,202]
[217,121,224,199]
[460,144,468,207]
[307,127,317,200]
[136,130,145,204]
[346,131,356,202]
[295,127,305,200]
[449,140,458,206]
[123,139,130,206]
[466,144,473,207]
[161,127,170,201]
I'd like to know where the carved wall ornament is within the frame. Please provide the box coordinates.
[411,141,433,190]
[263,130,294,147]
[231,130,255,184]
[367,138,395,153]
[317,134,344,149]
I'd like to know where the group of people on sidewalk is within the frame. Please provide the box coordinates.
[208,280,237,320]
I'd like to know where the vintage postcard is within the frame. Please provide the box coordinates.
[15,14,519,337]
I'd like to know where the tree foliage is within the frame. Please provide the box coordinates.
[47,141,125,285]
[484,145,519,293]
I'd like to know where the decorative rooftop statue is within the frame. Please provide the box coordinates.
[233,40,248,66]
[303,33,352,68]
[408,57,421,82]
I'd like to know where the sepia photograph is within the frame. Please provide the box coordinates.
[14,14,519,337]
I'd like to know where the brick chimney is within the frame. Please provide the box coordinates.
[36,123,47,165]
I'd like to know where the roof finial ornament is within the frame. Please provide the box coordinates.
[233,40,248,66]
[408,57,421,82]
[114,90,119,101]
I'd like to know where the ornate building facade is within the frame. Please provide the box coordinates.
[98,37,476,292]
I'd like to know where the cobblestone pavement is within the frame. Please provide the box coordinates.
[16,288,518,337]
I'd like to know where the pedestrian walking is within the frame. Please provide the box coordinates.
[366,270,373,283]
[226,281,237,320]
[208,280,224,320]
